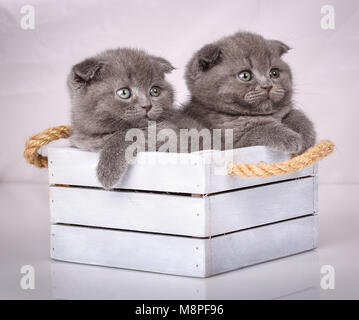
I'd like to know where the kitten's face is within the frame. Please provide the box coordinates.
[186,33,293,115]
[69,49,174,132]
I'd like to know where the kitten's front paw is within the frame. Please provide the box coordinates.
[97,166,119,190]
[281,133,303,155]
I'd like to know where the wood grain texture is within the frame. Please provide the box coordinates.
[50,176,317,237]
[208,176,318,235]
[50,186,206,236]
[208,215,318,276]
[51,215,318,277]
[48,146,317,194]
[51,224,207,277]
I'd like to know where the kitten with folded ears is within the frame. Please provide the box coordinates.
[68,48,180,189]
[183,31,316,155]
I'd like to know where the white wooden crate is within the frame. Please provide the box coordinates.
[48,146,316,194]
[49,146,318,278]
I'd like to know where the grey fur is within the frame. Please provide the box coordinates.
[183,31,316,154]
[68,48,179,189]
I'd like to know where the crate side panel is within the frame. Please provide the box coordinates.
[48,147,205,193]
[208,215,318,276]
[209,176,317,235]
[50,186,207,237]
[313,175,319,214]
[51,224,207,277]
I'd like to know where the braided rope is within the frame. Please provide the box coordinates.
[24,125,72,168]
[24,126,334,176]
[227,140,335,177]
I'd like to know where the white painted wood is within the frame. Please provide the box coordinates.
[51,215,318,277]
[313,176,319,213]
[50,176,317,237]
[208,215,318,276]
[48,147,205,194]
[50,186,206,237]
[208,176,318,235]
[51,224,207,277]
[48,146,316,194]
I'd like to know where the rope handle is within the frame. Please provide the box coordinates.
[24,125,334,176]
[227,140,334,177]
[24,125,72,168]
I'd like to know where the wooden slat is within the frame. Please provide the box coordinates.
[49,148,205,194]
[48,146,316,194]
[50,186,206,237]
[208,176,318,235]
[50,176,317,237]
[51,224,207,277]
[51,215,318,277]
[208,215,318,276]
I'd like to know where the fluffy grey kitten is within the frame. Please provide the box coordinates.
[68,48,178,189]
[183,31,316,154]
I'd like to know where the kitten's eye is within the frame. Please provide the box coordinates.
[149,86,161,97]
[269,68,280,79]
[237,70,252,81]
[116,88,131,99]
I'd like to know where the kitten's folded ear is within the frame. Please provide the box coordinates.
[186,44,222,82]
[71,58,104,86]
[268,40,291,56]
[150,56,175,74]
[196,44,222,72]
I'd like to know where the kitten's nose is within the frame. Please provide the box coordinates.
[261,85,273,93]
[141,105,152,113]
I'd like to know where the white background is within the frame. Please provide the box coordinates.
[0,0,358,184]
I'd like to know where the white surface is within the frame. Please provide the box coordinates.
[50,215,317,277]
[50,176,317,237]
[1,182,358,299]
[51,255,320,300]
[48,146,316,194]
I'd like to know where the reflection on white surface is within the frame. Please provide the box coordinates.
[51,250,320,300]
[1,183,359,299]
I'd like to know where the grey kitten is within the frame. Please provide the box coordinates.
[68,48,178,189]
[183,31,316,154]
